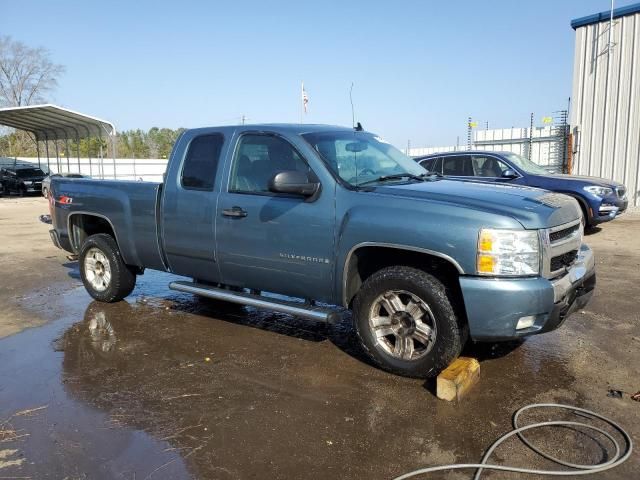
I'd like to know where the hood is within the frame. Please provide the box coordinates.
[371,179,581,229]
[542,173,624,188]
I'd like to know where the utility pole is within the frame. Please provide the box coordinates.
[528,112,534,160]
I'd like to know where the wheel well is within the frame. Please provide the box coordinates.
[69,214,117,252]
[343,247,466,322]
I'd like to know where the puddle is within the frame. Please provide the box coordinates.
[0,280,191,479]
[0,266,587,479]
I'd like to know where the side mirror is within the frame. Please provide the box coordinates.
[268,170,320,197]
[501,168,518,179]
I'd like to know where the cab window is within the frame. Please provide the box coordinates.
[230,134,312,194]
[181,134,225,191]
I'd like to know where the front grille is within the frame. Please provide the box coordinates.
[549,224,579,243]
[551,250,578,272]
[617,187,626,198]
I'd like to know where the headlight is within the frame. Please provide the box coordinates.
[23,181,33,185]
[477,228,540,276]
[584,185,613,197]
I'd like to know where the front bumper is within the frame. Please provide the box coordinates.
[590,196,628,224]
[460,243,595,341]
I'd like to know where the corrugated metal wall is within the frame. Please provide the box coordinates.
[571,10,640,206]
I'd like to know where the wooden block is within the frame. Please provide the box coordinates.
[436,357,480,401]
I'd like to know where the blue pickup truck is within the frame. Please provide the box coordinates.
[48,124,595,377]
[415,151,628,228]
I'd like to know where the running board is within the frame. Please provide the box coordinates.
[169,281,340,324]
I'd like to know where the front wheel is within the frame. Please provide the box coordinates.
[79,234,136,302]
[352,266,463,378]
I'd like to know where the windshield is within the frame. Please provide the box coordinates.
[16,168,45,178]
[501,153,549,175]
[302,131,427,186]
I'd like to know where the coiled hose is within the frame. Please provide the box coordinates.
[394,403,633,479]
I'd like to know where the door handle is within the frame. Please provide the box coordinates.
[222,206,248,218]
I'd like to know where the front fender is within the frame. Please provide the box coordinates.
[333,190,523,306]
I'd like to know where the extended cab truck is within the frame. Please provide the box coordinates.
[48,124,596,377]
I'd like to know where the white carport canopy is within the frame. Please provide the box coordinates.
[0,104,116,176]
[0,104,115,141]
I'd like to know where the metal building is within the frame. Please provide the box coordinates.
[570,2,640,206]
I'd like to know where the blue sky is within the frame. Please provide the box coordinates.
[2,0,635,147]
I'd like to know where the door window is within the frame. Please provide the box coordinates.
[431,157,443,174]
[181,134,224,191]
[230,134,312,194]
[442,155,473,176]
[470,155,509,177]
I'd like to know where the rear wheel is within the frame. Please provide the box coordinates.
[352,266,463,378]
[79,234,136,302]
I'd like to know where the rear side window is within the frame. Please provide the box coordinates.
[181,134,224,190]
[442,155,473,176]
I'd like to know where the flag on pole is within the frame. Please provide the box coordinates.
[302,82,309,114]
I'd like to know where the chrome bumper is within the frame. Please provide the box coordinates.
[551,243,595,303]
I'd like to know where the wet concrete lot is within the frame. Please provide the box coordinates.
[1,198,639,479]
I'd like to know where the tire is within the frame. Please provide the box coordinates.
[352,266,463,378]
[79,233,136,302]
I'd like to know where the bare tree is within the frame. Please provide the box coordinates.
[0,36,65,107]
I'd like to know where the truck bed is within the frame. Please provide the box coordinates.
[50,178,166,271]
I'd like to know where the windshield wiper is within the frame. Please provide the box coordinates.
[424,170,443,178]
[357,172,436,187]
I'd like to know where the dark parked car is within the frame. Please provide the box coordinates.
[0,166,47,196]
[42,173,90,198]
[416,151,628,227]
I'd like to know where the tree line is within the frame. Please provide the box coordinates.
[0,127,186,159]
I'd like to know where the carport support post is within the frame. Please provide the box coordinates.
[54,139,60,173]
[75,132,81,174]
[87,133,93,177]
[98,130,104,179]
[44,135,51,173]
[111,135,116,180]
[36,140,41,169]
[65,137,70,173]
